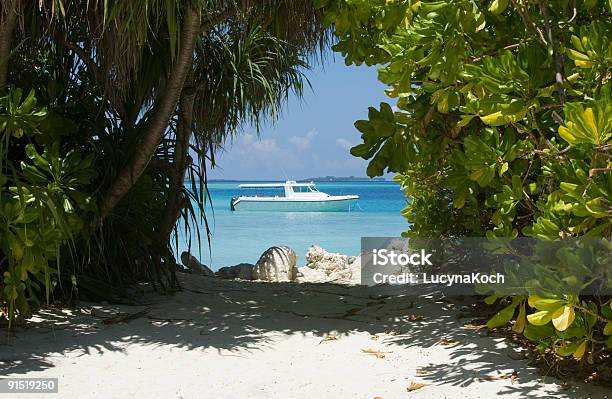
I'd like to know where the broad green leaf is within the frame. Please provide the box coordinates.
[560,182,578,193]
[527,296,565,312]
[527,310,553,326]
[470,165,496,187]
[559,104,611,145]
[585,198,609,217]
[523,324,554,341]
[604,321,612,335]
[556,340,581,356]
[573,340,587,360]
[488,0,509,14]
[457,115,475,127]
[551,305,575,331]
[480,106,527,126]
[487,301,518,328]
[601,303,612,319]
[566,48,590,62]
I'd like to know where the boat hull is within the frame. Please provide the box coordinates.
[231,197,358,212]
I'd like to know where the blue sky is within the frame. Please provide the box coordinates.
[207,54,392,180]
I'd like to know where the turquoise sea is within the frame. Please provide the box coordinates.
[176,181,409,270]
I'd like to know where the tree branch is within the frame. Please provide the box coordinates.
[0,0,19,89]
[65,42,101,81]
[96,7,201,225]
[539,0,566,104]
[510,0,547,46]
[160,70,196,239]
[589,168,612,177]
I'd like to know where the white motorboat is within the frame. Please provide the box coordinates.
[230,181,359,212]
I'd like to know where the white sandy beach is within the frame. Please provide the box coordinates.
[2,274,609,399]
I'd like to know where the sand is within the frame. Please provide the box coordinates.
[1,274,609,399]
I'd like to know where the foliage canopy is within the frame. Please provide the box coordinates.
[0,0,328,324]
[319,0,612,361]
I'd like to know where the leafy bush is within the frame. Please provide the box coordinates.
[1,89,96,325]
[319,0,612,361]
[1,1,325,325]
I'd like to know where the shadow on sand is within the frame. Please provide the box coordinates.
[0,274,604,398]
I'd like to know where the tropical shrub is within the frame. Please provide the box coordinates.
[1,1,328,324]
[319,0,612,361]
[1,88,96,325]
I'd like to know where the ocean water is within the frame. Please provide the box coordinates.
[176,181,409,270]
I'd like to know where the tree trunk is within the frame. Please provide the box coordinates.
[96,7,201,225]
[160,71,196,239]
[0,0,18,89]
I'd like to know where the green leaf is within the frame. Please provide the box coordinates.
[527,310,553,326]
[602,303,612,319]
[487,300,519,328]
[556,339,587,359]
[484,295,498,305]
[558,104,611,145]
[551,306,575,332]
[488,0,509,15]
[523,324,554,341]
[470,165,496,187]
[604,321,612,335]
[585,198,609,217]
[513,303,526,333]
[527,295,565,312]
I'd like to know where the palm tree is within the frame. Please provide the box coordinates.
[1,0,329,296]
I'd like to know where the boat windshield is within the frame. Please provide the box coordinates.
[240,187,285,197]
[293,185,317,193]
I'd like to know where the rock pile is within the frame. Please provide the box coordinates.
[295,245,360,285]
[209,245,360,285]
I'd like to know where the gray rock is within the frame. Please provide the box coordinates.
[215,263,255,280]
[216,266,239,279]
[252,246,297,282]
[180,252,215,277]
[235,263,255,280]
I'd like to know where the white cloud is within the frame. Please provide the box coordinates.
[288,136,310,151]
[336,138,354,151]
[231,133,279,158]
[288,128,318,151]
[252,138,279,154]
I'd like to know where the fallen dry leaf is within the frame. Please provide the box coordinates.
[415,368,434,375]
[462,323,486,329]
[437,337,461,346]
[406,314,424,322]
[319,335,338,344]
[407,382,429,392]
[361,348,391,359]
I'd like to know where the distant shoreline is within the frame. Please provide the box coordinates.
[208,176,388,182]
